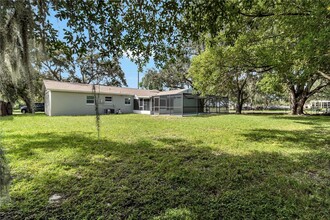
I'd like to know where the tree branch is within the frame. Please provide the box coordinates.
[43,61,61,81]
[307,83,330,98]
[238,11,311,18]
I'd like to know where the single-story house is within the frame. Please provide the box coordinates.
[43,80,228,116]
[307,100,330,113]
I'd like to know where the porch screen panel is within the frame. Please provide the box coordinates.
[172,95,182,115]
[183,94,198,115]
[153,97,160,114]
[160,96,170,114]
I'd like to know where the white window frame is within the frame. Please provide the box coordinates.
[105,96,113,104]
[86,95,95,105]
[125,97,131,105]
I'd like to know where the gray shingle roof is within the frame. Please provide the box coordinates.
[43,80,191,97]
[43,80,160,97]
[157,89,190,96]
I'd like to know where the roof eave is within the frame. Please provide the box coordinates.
[45,88,134,96]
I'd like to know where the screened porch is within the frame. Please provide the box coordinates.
[152,94,229,116]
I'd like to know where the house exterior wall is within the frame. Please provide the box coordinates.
[45,90,51,116]
[48,91,134,116]
[133,110,151,115]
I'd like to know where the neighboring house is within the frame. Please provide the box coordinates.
[43,80,228,116]
[308,100,330,113]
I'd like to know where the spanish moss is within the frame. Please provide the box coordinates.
[0,1,36,112]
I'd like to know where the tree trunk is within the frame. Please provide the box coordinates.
[236,101,243,114]
[291,101,298,115]
[297,97,308,115]
[290,89,308,115]
[16,85,33,113]
[236,92,243,114]
[287,75,329,115]
[21,95,33,113]
[290,88,298,115]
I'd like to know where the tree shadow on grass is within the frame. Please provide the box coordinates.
[271,115,330,125]
[244,115,330,152]
[242,112,288,116]
[190,113,231,118]
[0,116,14,121]
[243,128,329,152]
[1,132,329,219]
[0,113,47,122]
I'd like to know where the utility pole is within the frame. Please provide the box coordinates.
[137,71,140,89]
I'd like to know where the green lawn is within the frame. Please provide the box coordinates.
[0,114,329,219]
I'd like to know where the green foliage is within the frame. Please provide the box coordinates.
[159,56,192,89]
[189,38,262,113]
[257,73,286,98]
[140,69,164,91]
[141,56,192,91]
[51,0,186,66]
[189,49,220,96]
[72,55,127,87]
[187,0,330,114]
[310,86,330,100]
[0,114,329,218]
[2,0,329,113]
[40,49,74,82]
[2,0,329,75]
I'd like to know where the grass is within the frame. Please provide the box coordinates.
[0,113,329,219]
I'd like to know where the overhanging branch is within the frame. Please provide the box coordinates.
[307,83,330,98]
[238,11,311,18]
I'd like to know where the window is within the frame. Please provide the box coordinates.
[105,96,112,104]
[125,97,131,105]
[86,96,95,105]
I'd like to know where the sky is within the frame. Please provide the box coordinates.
[49,11,155,89]
[120,57,156,88]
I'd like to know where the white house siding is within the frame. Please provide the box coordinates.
[45,90,51,116]
[133,110,151,115]
[49,91,134,116]
[100,94,134,114]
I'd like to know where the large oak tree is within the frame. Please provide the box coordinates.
[186,0,330,114]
